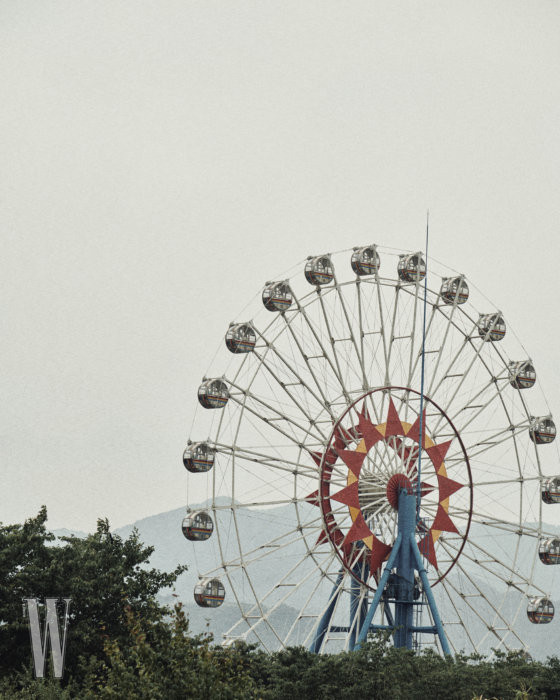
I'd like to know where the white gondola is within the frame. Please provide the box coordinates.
[477,312,506,341]
[529,416,556,445]
[527,597,554,624]
[262,281,292,312]
[508,361,536,390]
[183,441,215,473]
[304,255,334,286]
[351,245,380,276]
[539,537,560,565]
[182,511,214,541]
[225,322,256,354]
[194,578,225,608]
[198,378,229,409]
[397,252,426,283]
[542,477,560,504]
[440,276,469,305]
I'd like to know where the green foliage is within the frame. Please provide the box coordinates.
[0,507,185,683]
[3,508,560,698]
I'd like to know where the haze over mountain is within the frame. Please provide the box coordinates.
[55,500,560,658]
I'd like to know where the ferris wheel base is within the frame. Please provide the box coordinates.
[355,488,451,655]
[310,488,451,655]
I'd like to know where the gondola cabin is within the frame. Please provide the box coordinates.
[351,246,380,276]
[508,361,536,390]
[542,477,560,504]
[262,281,292,312]
[182,511,214,541]
[194,578,225,608]
[183,441,215,473]
[440,276,469,305]
[198,378,229,409]
[529,416,556,445]
[304,255,334,286]
[397,252,426,283]
[477,313,506,341]
[225,323,256,353]
[539,538,560,565]
[527,597,554,624]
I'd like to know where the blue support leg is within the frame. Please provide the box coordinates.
[410,534,452,655]
[355,534,402,647]
[355,489,452,654]
[348,570,369,651]
[309,570,344,653]
[394,490,416,649]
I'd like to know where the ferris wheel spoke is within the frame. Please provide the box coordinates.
[316,288,362,397]
[228,551,338,649]
[456,536,540,595]
[443,506,553,539]
[319,570,355,651]
[291,289,352,404]
[446,375,510,435]
[356,281,367,392]
[425,304,466,397]
[445,419,530,463]
[300,567,349,652]
[278,312,336,413]
[253,327,333,417]
[439,577,478,652]
[384,284,401,390]
[429,338,496,429]
[406,292,439,386]
[426,321,477,401]
[251,349,330,441]
[228,379,321,440]
[404,280,421,406]
[332,275,369,391]
[389,283,422,425]
[372,271,390,388]
[471,475,541,488]
[438,568,523,652]
[227,385,322,449]
[438,543,527,645]
[283,553,341,647]
[214,443,319,479]
[216,498,299,510]
[439,536,545,597]
[207,512,327,576]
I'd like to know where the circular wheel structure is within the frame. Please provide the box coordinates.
[184,245,559,655]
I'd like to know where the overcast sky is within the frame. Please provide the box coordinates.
[1,1,559,531]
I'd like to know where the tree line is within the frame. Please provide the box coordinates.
[1,508,559,699]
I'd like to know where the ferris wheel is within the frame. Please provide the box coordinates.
[182,244,560,655]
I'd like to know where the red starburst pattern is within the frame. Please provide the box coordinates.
[306,392,468,586]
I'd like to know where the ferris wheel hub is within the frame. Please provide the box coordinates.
[386,473,413,510]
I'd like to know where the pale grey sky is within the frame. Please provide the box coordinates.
[1,1,559,531]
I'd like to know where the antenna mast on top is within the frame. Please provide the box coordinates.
[416,211,429,521]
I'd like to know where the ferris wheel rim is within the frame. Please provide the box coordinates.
[186,245,555,654]
[316,384,473,590]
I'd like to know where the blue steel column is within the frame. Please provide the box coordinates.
[348,568,369,651]
[355,535,402,646]
[355,488,452,654]
[410,533,452,655]
[309,570,344,653]
[394,488,416,649]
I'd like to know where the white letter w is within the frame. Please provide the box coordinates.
[23,598,71,678]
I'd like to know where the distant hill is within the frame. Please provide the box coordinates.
[54,502,560,658]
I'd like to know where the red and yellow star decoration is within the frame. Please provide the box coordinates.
[306,398,463,579]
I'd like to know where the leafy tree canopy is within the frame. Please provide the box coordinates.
[3,509,560,699]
